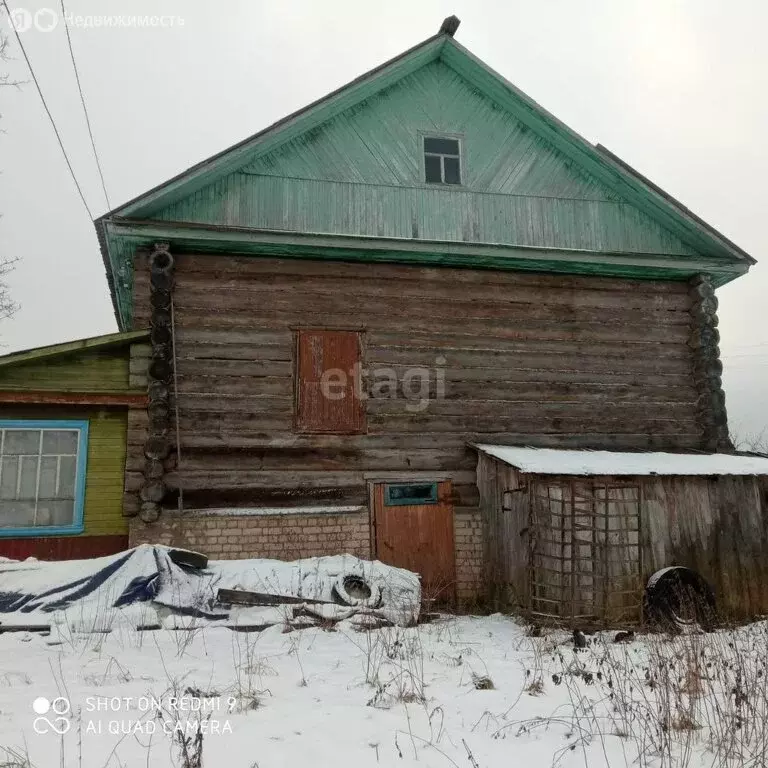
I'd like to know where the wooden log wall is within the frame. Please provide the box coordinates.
[688,274,731,451]
[139,243,176,522]
[126,254,702,519]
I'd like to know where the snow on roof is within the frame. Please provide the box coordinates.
[473,445,768,476]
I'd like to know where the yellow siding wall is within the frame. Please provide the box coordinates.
[83,410,128,536]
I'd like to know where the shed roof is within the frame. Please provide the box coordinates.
[0,330,149,369]
[473,445,768,476]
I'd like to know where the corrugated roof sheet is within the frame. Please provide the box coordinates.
[473,445,768,476]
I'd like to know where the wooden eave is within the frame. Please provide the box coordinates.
[103,218,747,283]
[0,330,149,369]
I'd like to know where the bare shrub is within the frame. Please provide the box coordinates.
[351,624,427,707]
[0,745,33,768]
[229,629,274,711]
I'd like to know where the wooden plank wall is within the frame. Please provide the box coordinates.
[642,474,768,619]
[479,454,768,620]
[127,254,699,521]
[477,453,528,606]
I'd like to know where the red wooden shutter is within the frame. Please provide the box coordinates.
[296,330,365,433]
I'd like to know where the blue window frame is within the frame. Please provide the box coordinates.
[0,420,89,537]
[384,482,439,506]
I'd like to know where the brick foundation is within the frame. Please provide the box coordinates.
[129,506,484,603]
[454,509,484,602]
[129,510,372,561]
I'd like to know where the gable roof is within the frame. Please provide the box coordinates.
[96,26,754,327]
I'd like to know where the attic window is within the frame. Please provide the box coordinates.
[423,136,461,185]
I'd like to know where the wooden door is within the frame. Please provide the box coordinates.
[373,480,455,600]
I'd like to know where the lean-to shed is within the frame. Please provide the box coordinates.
[475,445,768,624]
[0,332,148,560]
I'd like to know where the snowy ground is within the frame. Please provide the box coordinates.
[0,613,766,767]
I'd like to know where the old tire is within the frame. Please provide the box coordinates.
[645,567,717,631]
[332,574,382,609]
[168,548,208,570]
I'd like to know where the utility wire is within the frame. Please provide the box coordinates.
[59,0,111,209]
[1,0,94,219]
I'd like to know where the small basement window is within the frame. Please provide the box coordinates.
[423,136,461,185]
[384,482,439,506]
[0,420,88,537]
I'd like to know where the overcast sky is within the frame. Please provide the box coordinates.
[0,0,765,441]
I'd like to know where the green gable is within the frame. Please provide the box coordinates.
[242,61,618,196]
[152,59,697,257]
[98,32,753,329]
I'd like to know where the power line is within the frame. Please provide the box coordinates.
[59,0,111,209]
[1,0,93,220]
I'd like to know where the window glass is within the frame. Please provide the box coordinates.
[0,457,17,499]
[38,456,59,499]
[423,136,461,185]
[385,482,439,506]
[4,430,39,455]
[0,501,36,528]
[424,154,442,183]
[58,456,77,498]
[42,430,78,454]
[19,456,39,499]
[443,156,461,184]
[0,425,84,532]
[424,137,459,155]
